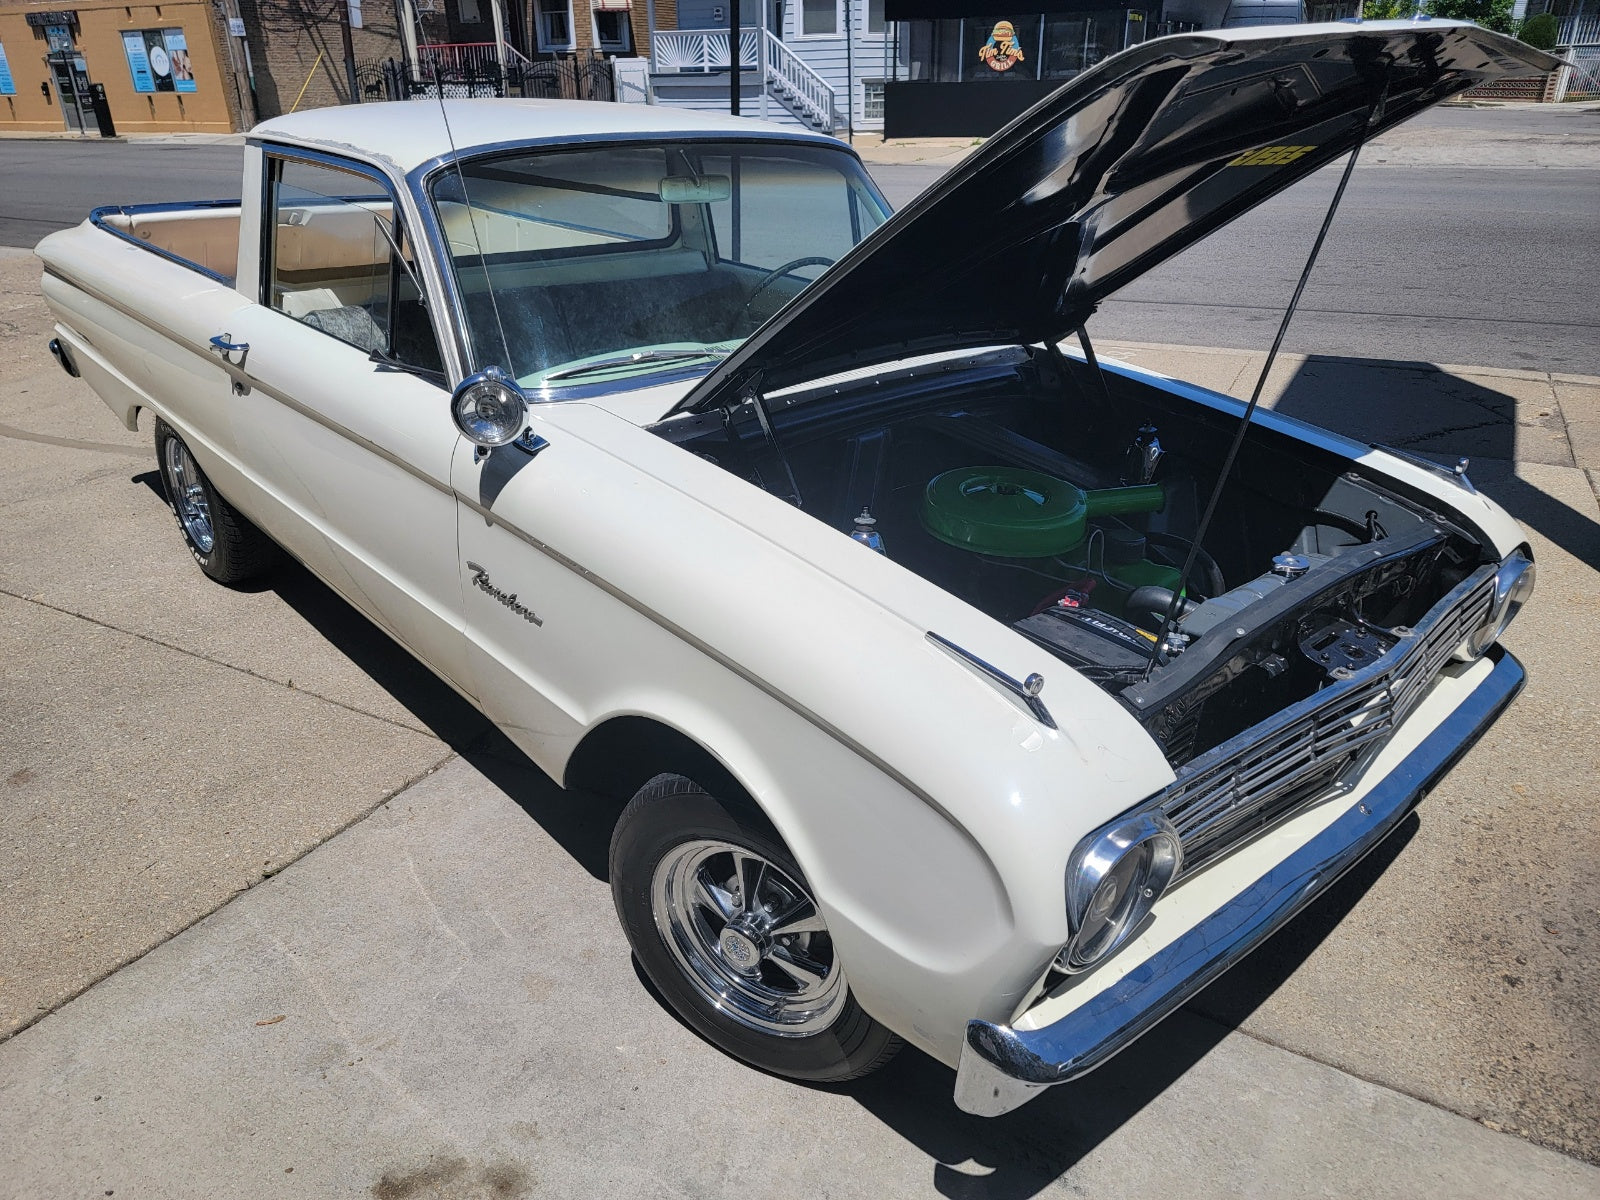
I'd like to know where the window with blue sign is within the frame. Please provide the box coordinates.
[122,27,198,93]
[0,42,16,96]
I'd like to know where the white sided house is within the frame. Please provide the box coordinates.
[649,1,893,134]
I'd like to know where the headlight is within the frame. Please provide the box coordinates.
[1058,812,1181,974]
[1461,551,1535,661]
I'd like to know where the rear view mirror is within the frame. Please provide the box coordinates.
[452,366,528,447]
[659,175,731,204]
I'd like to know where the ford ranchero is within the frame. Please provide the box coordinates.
[37,22,1551,1115]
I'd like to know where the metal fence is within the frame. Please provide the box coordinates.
[1560,43,1600,99]
[354,53,616,104]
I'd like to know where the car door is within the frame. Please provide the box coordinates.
[217,149,473,695]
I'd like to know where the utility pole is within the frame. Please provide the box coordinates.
[844,0,854,142]
[757,0,768,120]
[730,0,741,115]
[338,0,359,103]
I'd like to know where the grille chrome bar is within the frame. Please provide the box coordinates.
[1154,566,1498,874]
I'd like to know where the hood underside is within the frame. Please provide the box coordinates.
[676,21,1558,415]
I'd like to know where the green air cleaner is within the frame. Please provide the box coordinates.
[921,466,1165,559]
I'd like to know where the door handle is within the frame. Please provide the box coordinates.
[208,334,249,363]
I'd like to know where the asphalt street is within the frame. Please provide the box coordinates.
[3,106,1597,372]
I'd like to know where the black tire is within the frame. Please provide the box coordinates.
[610,773,902,1084]
[153,419,275,585]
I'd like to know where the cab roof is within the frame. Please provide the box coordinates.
[250,99,847,177]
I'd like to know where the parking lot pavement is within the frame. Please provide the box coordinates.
[2,755,1597,1200]
[3,243,1598,1190]
[0,247,479,1035]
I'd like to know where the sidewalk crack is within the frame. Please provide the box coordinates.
[0,745,459,1046]
[0,585,438,738]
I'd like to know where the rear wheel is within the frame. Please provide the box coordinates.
[154,419,275,584]
[610,773,902,1083]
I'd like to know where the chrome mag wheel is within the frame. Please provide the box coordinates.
[163,437,215,554]
[652,839,847,1036]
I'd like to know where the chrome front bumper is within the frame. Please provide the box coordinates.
[954,647,1525,1117]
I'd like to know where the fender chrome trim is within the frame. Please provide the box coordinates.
[953,646,1526,1117]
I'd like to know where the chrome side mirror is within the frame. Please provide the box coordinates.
[452,366,528,447]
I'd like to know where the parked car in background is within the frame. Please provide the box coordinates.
[36,22,1553,1115]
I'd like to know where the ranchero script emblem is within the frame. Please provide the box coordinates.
[466,561,543,626]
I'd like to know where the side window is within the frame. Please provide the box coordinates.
[265,156,443,375]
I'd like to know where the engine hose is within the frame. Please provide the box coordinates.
[1127,585,1197,629]
[1145,532,1226,598]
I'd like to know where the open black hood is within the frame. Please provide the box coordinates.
[674,22,1557,415]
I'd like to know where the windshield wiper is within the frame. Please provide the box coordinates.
[542,348,728,383]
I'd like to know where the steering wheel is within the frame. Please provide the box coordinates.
[746,256,836,311]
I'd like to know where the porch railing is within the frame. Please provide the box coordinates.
[417,41,537,75]
[651,28,758,73]
[763,31,836,131]
[651,28,837,131]
[1557,14,1600,45]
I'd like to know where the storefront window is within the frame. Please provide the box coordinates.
[899,19,964,81]
[966,16,1041,80]
[1040,11,1125,78]
[120,28,197,94]
[898,11,1138,84]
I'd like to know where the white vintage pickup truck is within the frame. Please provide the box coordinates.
[37,22,1550,1116]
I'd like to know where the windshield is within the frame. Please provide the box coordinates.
[430,140,890,391]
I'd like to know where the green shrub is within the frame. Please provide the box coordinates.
[1519,12,1561,50]
[1427,0,1516,35]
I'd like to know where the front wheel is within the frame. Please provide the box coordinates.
[610,774,901,1083]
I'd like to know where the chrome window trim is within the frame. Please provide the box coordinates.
[406,134,890,395]
[88,200,241,286]
[254,138,465,383]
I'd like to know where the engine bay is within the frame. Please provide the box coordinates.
[655,347,1487,767]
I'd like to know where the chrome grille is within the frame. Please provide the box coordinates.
[1157,566,1498,873]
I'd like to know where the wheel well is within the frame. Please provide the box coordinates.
[564,715,748,807]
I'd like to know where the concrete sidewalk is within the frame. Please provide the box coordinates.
[3,755,1596,1200]
[2,244,1598,1193]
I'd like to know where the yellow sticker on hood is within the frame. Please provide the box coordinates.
[1228,145,1317,167]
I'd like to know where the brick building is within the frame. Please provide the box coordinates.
[236,0,412,120]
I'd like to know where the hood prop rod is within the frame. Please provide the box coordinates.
[1142,105,1381,681]
[742,370,805,508]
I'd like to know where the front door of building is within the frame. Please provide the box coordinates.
[47,59,86,130]
[43,22,97,134]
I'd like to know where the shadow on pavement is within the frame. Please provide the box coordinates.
[1268,356,1599,570]
[843,821,1415,1199]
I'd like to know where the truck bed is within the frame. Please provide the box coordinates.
[92,200,242,285]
